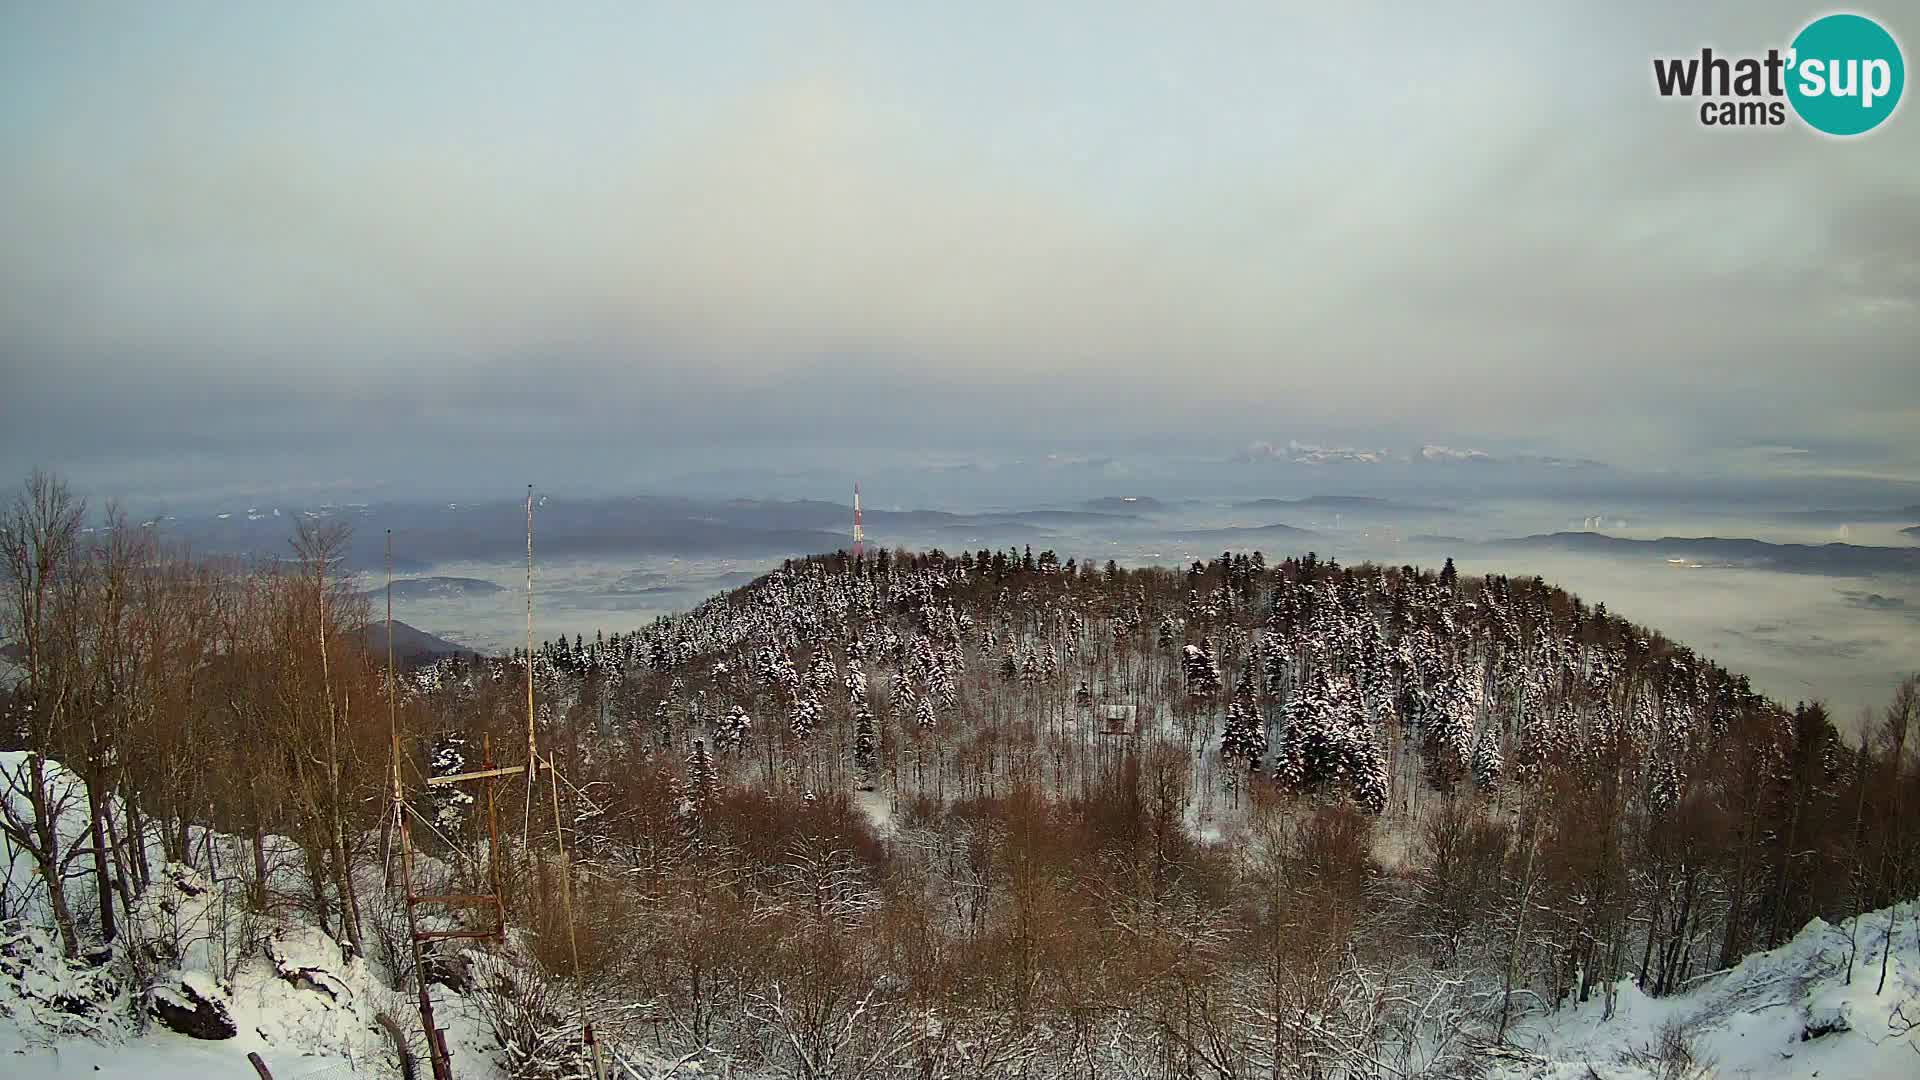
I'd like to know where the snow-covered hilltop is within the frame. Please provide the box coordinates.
[5,484,1918,1078]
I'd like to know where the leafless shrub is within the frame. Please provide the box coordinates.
[1615,1021,1715,1080]
[464,949,595,1080]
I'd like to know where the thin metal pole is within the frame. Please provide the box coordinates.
[485,734,506,940]
[401,800,452,1080]
[526,485,537,778]
[390,531,453,1080]
[548,752,601,1080]
[387,530,395,765]
[521,485,600,1078]
[386,531,398,889]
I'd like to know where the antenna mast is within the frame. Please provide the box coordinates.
[526,484,537,777]
[384,489,600,1080]
[521,485,603,1079]
[384,529,511,1080]
[852,482,865,561]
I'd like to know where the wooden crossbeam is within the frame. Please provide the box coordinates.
[413,928,501,942]
[425,760,550,787]
[409,894,498,907]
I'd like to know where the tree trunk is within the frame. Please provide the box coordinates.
[1719,777,1762,968]
[1877,903,1897,995]
[33,845,82,959]
[331,821,365,957]
[1637,888,1661,993]
[251,826,269,910]
[87,778,118,941]
[22,757,83,958]
[1500,808,1541,1038]
[303,839,332,939]
[122,787,151,893]
[174,811,192,870]
[1767,791,1805,949]
[101,797,138,930]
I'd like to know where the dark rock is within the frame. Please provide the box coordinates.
[420,944,472,994]
[147,977,236,1040]
[265,936,352,1004]
[1802,1006,1851,1040]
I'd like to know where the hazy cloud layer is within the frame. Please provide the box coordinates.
[2,2,1916,497]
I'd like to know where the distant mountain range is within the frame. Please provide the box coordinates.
[359,576,505,601]
[1081,496,1165,514]
[363,619,476,664]
[133,489,1920,580]
[7,619,475,668]
[1176,523,1320,543]
[984,509,1143,525]
[1233,495,1445,516]
[147,496,856,571]
[1239,442,1397,465]
[148,494,1169,571]
[1772,505,1920,525]
[1235,441,1606,469]
[1488,532,1920,575]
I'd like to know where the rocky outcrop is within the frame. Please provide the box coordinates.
[146,972,236,1040]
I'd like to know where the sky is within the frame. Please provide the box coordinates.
[1,1,1917,503]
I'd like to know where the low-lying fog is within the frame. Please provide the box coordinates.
[1440,551,1914,729]
[369,495,1919,732]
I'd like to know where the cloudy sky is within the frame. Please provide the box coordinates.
[2,1,1915,502]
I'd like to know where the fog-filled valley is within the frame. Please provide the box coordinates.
[7,466,1919,1080]
[127,474,1920,728]
[7,4,1920,1077]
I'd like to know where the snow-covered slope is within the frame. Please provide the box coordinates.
[1498,902,1920,1079]
[7,739,1917,1079]
[0,859,479,1079]
[1,750,696,1080]
[1,749,478,1079]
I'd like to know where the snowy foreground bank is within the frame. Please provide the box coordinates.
[5,895,1916,1078]
[5,743,1917,1079]
[1493,899,1919,1079]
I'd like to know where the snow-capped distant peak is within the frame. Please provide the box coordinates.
[1420,444,1495,463]
[1236,439,1610,470]
[1239,440,1397,465]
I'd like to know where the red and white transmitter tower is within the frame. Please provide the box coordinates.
[851,483,865,560]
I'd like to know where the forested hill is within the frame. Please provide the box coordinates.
[8,500,1915,1075]
[411,545,1914,1006]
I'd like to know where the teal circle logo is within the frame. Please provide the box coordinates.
[1787,14,1905,135]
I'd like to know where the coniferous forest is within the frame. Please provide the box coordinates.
[4,470,1918,1078]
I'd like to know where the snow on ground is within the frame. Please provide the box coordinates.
[7,1030,291,1079]
[1497,901,1920,1079]
[853,789,897,837]
[2,862,465,1080]
[8,746,1920,1078]
[2,749,500,1079]
[2,752,710,1080]
[2,752,97,923]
